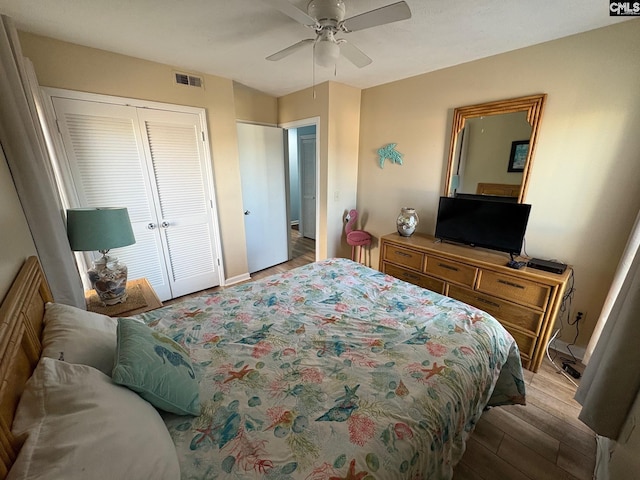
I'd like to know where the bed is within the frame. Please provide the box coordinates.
[0,256,525,480]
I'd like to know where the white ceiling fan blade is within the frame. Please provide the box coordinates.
[343,1,411,32]
[261,0,317,26]
[339,41,372,68]
[266,39,315,61]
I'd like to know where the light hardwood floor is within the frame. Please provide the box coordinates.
[168,228,596,480]
[453,358,595,480]
[166,227,316,303]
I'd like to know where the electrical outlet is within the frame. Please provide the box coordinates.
[572,310,586,323]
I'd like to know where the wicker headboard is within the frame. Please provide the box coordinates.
[0,257,51,479]
[475,182,521,197]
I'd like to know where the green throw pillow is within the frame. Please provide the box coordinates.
[112,318,200,416]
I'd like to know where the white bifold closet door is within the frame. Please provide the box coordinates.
[51,96,220,301]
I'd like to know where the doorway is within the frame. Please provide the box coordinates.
[284,118,318,265]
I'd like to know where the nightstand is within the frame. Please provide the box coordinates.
[85,278,162,317]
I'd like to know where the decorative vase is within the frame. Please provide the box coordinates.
[88,255,129,305]
[397,207,419,237]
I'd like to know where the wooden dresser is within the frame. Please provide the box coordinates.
[379,233,571,372]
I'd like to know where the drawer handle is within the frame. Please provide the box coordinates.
[394,250,412,258]
[438,263,459,272]
[476,297,500,309]
[402,273,419,281]
[498,279,525,289]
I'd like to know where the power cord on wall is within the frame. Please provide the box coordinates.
[546,330,579,388]
[545,267,583,386]
[521,238,529,258]
[519,241,582,385]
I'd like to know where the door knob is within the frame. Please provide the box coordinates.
[147,223,156,230]
[161,221,170,228]
[244,210,251,215]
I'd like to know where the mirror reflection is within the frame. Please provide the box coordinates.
[444,95,546,203]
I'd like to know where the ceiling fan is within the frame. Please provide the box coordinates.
[263,0,412,68]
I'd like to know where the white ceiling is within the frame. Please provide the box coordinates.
[0,0,631,97]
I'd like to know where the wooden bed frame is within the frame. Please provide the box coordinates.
[0,257,52,479]
[475,182,521,197]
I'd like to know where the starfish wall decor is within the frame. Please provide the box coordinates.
[377,143,403,168]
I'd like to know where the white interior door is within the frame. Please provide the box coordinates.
[299,133,317,240]
[237,123,288,274]
[138,109,220,297]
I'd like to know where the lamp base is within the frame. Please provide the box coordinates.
[87,255,128,306]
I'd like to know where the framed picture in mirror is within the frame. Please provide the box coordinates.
[508,140,530,172]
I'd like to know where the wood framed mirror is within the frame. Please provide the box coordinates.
[444,94,546,203]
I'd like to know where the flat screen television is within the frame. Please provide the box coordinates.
[435,196,531,255]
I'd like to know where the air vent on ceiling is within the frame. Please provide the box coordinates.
[174,72,203,88]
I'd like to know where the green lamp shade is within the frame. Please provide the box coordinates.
[67,208,136,252]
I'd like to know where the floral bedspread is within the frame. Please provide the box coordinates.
[135,258,525,480]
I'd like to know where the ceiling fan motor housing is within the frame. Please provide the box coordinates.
[308,0,346,28]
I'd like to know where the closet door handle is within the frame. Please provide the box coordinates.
[161,221,170,228]
[244,210,251,215]
[147,223,157,230]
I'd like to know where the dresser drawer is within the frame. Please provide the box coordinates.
[477,271,550,310]
[383,263,445,294]
[425,256,477,288]
[383,244,424,271]
[378,233,571,372]
[504,327,537,360]
[448,285,544,335]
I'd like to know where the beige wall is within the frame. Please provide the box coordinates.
[278,82,361,260]
[0,149,37,298]
[279,84,330,258]
[18,32,249,280]
[233,82,278,125]
[357,19,640,348]
[327,82,362,258]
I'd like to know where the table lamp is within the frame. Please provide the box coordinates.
[67,207,136,306]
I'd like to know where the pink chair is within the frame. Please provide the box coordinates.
[345,209,372,264]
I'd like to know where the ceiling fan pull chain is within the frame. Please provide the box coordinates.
[312,43,317,99]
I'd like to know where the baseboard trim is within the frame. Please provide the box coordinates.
[224,273,250,286]
[550,338,586,362]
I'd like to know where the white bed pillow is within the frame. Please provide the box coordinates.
[41,302,117,375]
[8,357,180,480]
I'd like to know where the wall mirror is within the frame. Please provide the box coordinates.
[444,94,547,202]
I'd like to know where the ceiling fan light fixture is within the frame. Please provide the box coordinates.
[264,0,411,69]
[315,39,340,67]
